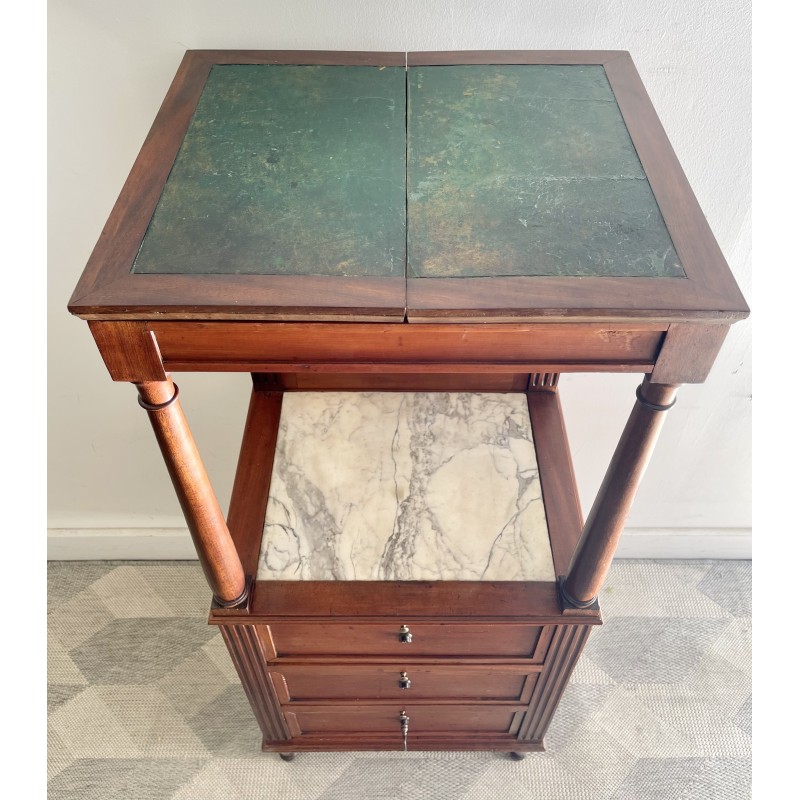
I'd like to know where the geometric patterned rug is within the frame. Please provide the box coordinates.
[48,560,752,799]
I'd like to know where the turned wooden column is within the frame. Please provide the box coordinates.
[136,378,247,607]
[561,375,680,608]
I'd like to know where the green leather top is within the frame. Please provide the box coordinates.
[132,63,682,280]
[132,64,406,276]
[407,65,683,278]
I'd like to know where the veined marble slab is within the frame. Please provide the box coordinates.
[257,393,555,582]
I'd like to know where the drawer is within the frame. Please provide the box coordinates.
[260,622,550,660]
[283,704,526,736]
[269,664,539,703]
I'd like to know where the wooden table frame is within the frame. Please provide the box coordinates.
[68,49,748,754]
[82,315,691,609]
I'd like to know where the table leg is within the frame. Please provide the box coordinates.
[136,378,247,607]
[561,376,679,608]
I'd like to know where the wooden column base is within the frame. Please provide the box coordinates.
[558,576,602,612]
[210,576,252,611]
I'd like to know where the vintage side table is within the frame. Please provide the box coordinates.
[68,50,748,757]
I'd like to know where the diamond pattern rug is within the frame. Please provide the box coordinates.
[47,560,751,799]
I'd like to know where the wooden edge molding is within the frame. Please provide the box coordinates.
[262,736,545,753]
[405,276,748,322]
[149,321,665,372]
[68,52,213,305]
[70,274,407,323]
[407,50,629,66]
[251,373,532,392]
[190,50,407,67]
[603,53,749,315]
[212,581,604,623]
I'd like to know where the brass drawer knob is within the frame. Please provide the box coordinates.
[399,671,411,689]
[399,711,410,751]
[398,624,413,643]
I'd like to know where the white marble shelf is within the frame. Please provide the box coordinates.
[256,392,555,582]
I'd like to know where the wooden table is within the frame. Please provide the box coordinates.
[68,50,748,757]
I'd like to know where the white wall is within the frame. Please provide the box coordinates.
[48,0,751,555]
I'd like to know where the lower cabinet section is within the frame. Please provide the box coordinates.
[216,616,598,753]
[209,388,605,754]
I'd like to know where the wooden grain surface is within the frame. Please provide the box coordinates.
[650,322,730,384]
[137,379,246,604]
[268,664,538,703]
[149,321,665,373]
[405,275,746,323]
[221,624,291,742]
[88,321,166,381]
[263,622,548,659]
[284,704,525,735]
[71,274,406,322]
[265,372,531,392]
[519,623,591,741]
[261,734,544,753]
[226,385,283,576]
[563,378,679,604]
[528,390,584,577]
[227,580,601,623]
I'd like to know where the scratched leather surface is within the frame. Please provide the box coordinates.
[407,65,684,279]
[133,64,406,277]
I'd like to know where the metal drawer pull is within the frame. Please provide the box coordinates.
[399,711,409,751]
[399,625,413,643]
[399,672,411,689]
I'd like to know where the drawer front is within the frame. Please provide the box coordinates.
[261,623,548,659]
[284,704,525,736]
[270,665,538,702]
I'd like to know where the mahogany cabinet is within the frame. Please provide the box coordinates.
[68,50,748,756]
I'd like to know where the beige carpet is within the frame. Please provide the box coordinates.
[48,560,751,799]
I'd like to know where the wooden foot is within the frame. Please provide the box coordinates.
[279,753,296,762]
[509,752,527,760]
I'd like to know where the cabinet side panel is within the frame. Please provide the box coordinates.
[220,624,290,742]
[519,624,592,742]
